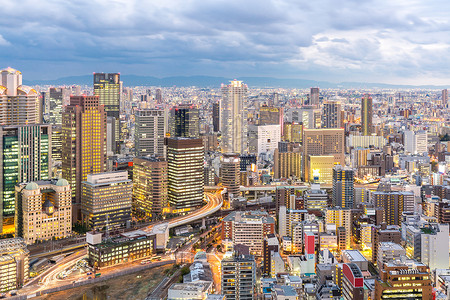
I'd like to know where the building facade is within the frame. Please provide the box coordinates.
[135,109,167,157]
[81,171,132,230]
[221,254,256,300]
[15,179,71,244]
[0,238,29,292]
[169,104,199,138]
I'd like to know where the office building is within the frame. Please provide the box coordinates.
[361,94,372,136]
[15,179,71,245]
[332,165,354,208]
[273,146,302,180]
[404,130,428,155]
[47,87,65,125]
[62,95,106,221]
[371,223,401,264]
[132,156,168,219]
[259,106,281,125]
[169,104,199,138]
[93,73,120,147]
[303,128,345,182]
[213,101,220,132]
[372,191,414,225]
[283,122,302,143]
[310,87,319,107]
[135,109,167,157]
[0,67,40,126]
[248,124,281,155]
[221,153,240,201]
[342,263,364,300]
[221,80,248,154]
[221,253,256,300]
[263,234,279,276]
[81,171,132,230]
[322,101,342,129]
[51,124,62,165]
[87,231,155,268]
[167,138,204,212]
[420,223,449,270]
[239,154,257,172]
[221,211,275,256]
[347,134,387,150]
[374,261,432,300]
[0,124,51,234]
[304,184,328,211]
[0,238,29,292]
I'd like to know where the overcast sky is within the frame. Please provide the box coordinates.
[1,0,450,84]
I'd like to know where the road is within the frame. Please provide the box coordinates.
[19,190,223,298]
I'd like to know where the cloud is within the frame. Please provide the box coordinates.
[0,0,450,84]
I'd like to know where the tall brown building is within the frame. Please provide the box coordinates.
[361,94,373,136]
[273,148,302,179]
[62,95,106,222]
[371,223,401,263]
[302,128,345,182]
[132,156,168,219]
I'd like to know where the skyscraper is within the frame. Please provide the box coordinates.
[0,125,51,234]
[0,67,40,126]
[93,73,120,149]
[310,87,319,107]
[372,191,414,225]
[167,137,204,212]
[169,104,199,138]
[221,80,248,154]
[62,95,106,221]
[212,101,220,132]
[322,101,342,129]
[155,88,162,104]
[221,253,256,300]
[361,94,373,136]
[132,156,168,219]
[47,87,64,125]
[443,89,448,107]
[135,109,167,157]
[332,165,354,208]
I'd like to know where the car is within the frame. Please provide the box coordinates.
[87,272,92,275]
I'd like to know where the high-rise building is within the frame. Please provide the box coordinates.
[371,223,401,264]
[169,104,199,138]
[221,253,256,300]
[0,125,51,234]
[0,238,29,292]
[283,122,302,143]
[372,191,414,225]
[322,101,342,129]
[404,130,428,155]
[221,153,240,201]
[155,88,162,104]
[303,128,345,182]
[248,124,281,155]
[310,87,319,107]
[361,94,373,136]
[62,95,106,221]
[212,101,220,133]
[135,109,167,157]
[332,165,354,208]
[81,171,132,230]
[221,211,275,256]
[304,184,328,211]
[167,138,204,212]
[51,124,62,165]
[0,67,39,126]
[132,156,168,219]
[259,106,282,125]
[93,73,120,148]
[221,80,248,154]
[15,179,71,244]
[376,242,405,269]
[443,89,448,107]
[47,87,64,125]
[326,208,351,249]
[273,147,302,179]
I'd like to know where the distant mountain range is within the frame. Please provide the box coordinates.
[23,75,449,89]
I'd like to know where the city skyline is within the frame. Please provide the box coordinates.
[2,1,450,85]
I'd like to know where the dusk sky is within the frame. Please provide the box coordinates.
[1,0,450,84]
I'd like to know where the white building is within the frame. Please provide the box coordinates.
[377,242,406,269]
[404,130,428,155]
[248,124,281,155]
[421,223,449,270]
[270,252,286,277]
[135,109,167,157]
[168,281,213,300]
